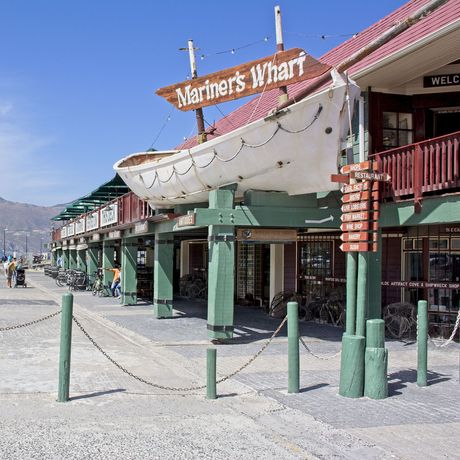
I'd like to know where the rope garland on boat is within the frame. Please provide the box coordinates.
[137,103,323,194]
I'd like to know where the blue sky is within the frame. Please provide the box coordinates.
[0,0,406,206]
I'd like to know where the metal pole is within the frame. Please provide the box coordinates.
[3,228,7,257]
[417,300,428,387]
[58,293,73,402]
[287,301,299,393]
[187,39,206,144]
[206,348,217,399]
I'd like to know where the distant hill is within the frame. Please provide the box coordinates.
[0,197,66,256]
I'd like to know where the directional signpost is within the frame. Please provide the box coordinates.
[337,160,390,253]
[336,160,392,401]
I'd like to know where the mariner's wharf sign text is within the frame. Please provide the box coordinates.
[156,48,330,111]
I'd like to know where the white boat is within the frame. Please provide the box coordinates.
[114,71,360,209]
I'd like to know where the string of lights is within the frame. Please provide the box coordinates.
[285,30,358,40]
[199,36,271,60]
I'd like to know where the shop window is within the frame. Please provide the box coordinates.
[382,111,413,149]
[137,250,146,267]
[429,238,449,250]
[451,238,460,250]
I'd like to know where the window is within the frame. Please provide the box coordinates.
[382,112,413,149]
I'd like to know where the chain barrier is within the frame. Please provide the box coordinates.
[0,310,61,332]
[299,336,341,360]
[72,314,287,391]
[427,308,460,349]
[215,316,287,384]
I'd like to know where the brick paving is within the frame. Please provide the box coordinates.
[2,270,460,459]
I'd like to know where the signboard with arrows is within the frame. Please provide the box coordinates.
[335,160,388,252]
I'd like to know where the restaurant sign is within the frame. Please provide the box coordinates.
[156,48,330,111]
[100,204,118,227]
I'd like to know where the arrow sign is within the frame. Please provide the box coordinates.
[351,171,391,181]
[341,211,380,222]
[340,242,370,252]
[304,215,334,224]
[340,232,370,242]
[341,190,380,203]
[340,160,377,175]
[331,174,350,184]
[340,221,379,232]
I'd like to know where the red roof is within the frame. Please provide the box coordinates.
[176,0,459,150]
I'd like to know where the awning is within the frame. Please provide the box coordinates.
[51,174,130,221]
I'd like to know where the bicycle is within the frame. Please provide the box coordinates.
[91,270,110,297]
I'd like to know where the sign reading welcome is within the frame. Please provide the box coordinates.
[156,48,330,111]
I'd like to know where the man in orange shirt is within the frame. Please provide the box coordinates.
[105,265,121,298]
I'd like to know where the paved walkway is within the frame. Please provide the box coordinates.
[0,270,459,459]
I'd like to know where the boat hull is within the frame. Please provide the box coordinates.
[114,72,360,209]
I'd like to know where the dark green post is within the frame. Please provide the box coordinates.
[364,319,388,399]
[345,252,358,335]
[58,293,73,402]
[206,348,217,399]
[356,252,368,337]
[287,301,299,393]
[339,334,365,398]
[417,300,428,387]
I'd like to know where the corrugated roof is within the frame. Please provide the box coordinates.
[176,0,459,150]
[51,174,129,221]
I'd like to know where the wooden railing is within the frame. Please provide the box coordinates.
[372,131,460,203]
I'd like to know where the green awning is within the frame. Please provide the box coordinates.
[51,174,130,221]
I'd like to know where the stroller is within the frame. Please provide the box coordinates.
[15,268,27,288]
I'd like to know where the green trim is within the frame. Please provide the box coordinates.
[380,195,460,227]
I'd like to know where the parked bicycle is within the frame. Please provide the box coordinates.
[91,269,109,297]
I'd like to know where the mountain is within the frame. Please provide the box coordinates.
[0,197,65,256]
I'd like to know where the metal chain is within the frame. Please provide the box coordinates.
[72,314,287,391]
[0,310,61,332]
[299,336,341,360]
[215,316,287,384]
[428,308,460,348]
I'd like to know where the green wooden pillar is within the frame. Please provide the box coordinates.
[367,229,382,319]
[121,238,137,305]
[345,252,358,335]
[339,334,365,398]
[102,242,115,286]
[356,252,368,337]
[207,187,236,340]
[153,233,174,318]
[77,249,86,272]
[62,249,69,269]
[69,249,77,270]
[364,319,388,399]
[51,250,57,265]
[86,245,99,284]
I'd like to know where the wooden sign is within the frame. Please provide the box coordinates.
[341,211,379,222]
[341,201,380,213]
[330,174,350,184]
[340,232,369,242]
[156,48,330,111]
[237,228,297,242]
[340,221,379,232]
[177,213,196,228]
[351,171,391,181]
[340,242,377,252]
[341,190,380,203]
[340,161,377,175]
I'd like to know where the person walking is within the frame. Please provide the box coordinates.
[6,256,15,288]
